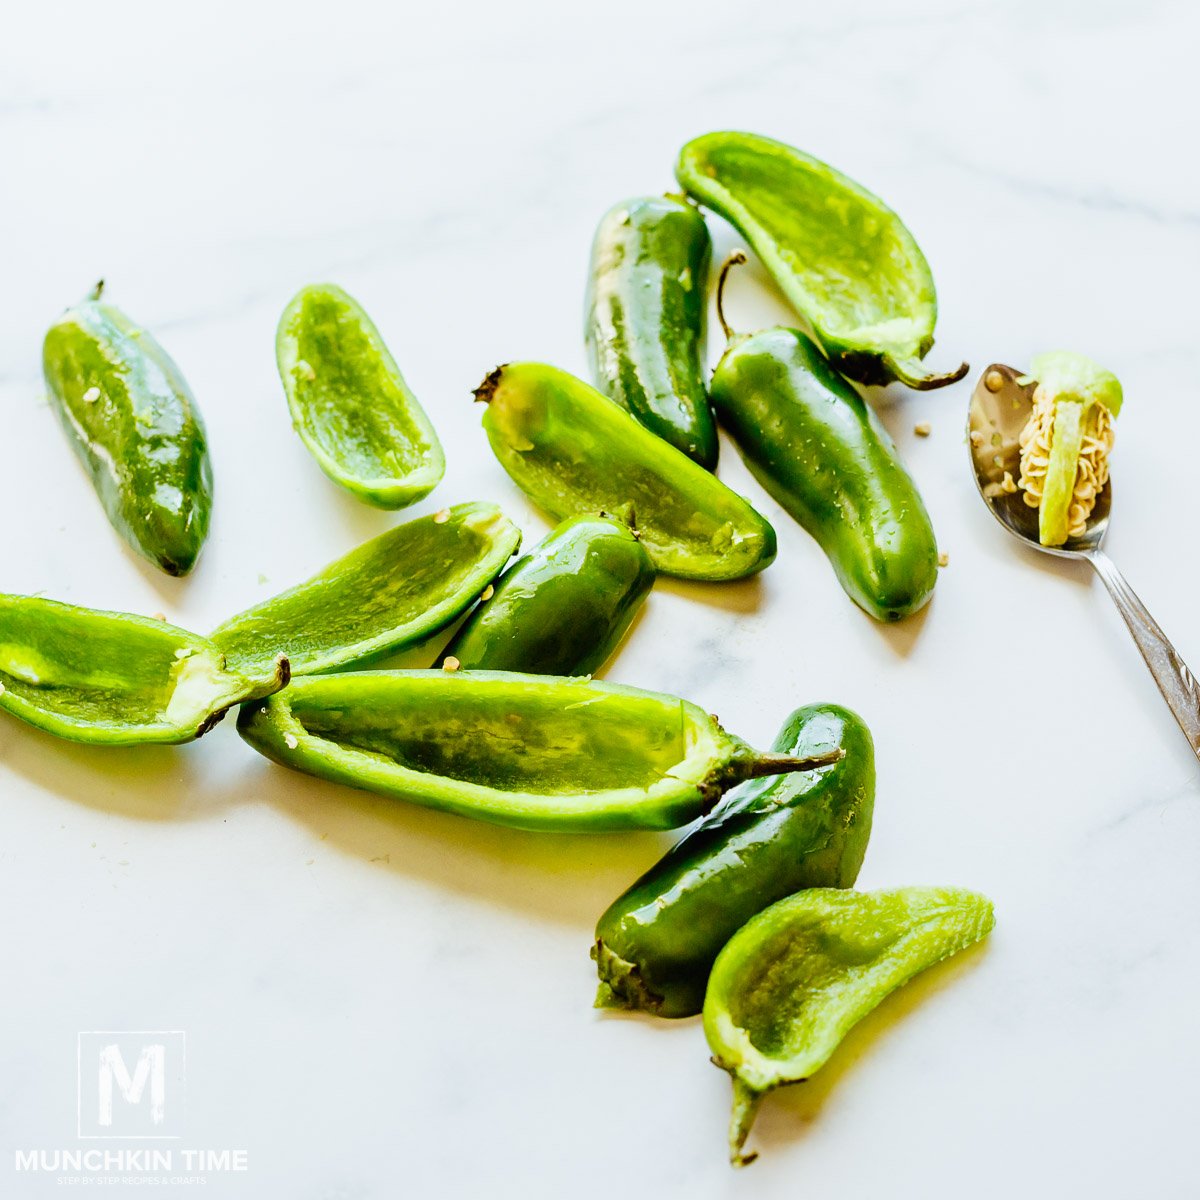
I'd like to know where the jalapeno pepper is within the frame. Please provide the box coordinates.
[42,282,214,576]
[277,283,445,509]
[211,502,520,679]
[593,702,873,1018]
[0,595,287,745]
[708,256,938,621]
[238,671,843,833]
[435,513,654,676]
[676,132,966,390]
[476,362,776,581]
[584,195,718,468]
[705,886,995,1165]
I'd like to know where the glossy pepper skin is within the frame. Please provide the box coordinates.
[0,595,287,745]
[277,284,445,509]
[676,132,966,390]
[436,513,654,676]
[584,195,718,468]
[238,671,843,833]
[593,703,873,1018]
[211,502,520,679]
[477,362,776,582]
[710,323,938,621]
[705,886,995,1166]
[42,283,213,576]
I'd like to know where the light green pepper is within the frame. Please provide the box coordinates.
[477,362,776,581]
[677,132,966,390]
[277,283,445,509]
[238,671,843,833]
[705,886,995,1165]
[211,502,520,679]
[0,595,287,745]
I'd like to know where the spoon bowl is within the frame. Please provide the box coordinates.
[967,363,1109,557]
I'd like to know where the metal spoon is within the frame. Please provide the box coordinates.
[968,363,1200,758]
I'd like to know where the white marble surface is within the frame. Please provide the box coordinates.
[2,1,1199,1195]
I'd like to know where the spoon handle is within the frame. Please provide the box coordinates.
[1086,549,1200,755]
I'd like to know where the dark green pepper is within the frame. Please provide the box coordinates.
[0,595,287,745]
[705,886,995,1165]
[238,671,843,833]
[709,257,938,621]
[477,362,776,581]
[593,703,873,1018]
[676,131,966,390]
[42,282,213,576]
[584,195,718,468]
[435,513,655,676]
[211,502,520,679]
[277,283,445,509]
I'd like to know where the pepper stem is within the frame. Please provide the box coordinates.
[472,365,504,404]
[743,747,845,780]
[87,279,105,302]
[889,354,969,391]
[728,1076,764,1167]
[715,250,747,342]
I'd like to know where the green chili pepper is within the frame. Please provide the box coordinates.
[584,195,718,468]
[435,513,654,676]
[705,886,995,1166]
[0,595,287,745]
[593,702,873,1018]
[211,502,520,679]
[238,671,843,833]
[42,282,213,576]
[476,363,775,581]
[676,132,966,391]
[708,256,938,621]
[276,283,445,509]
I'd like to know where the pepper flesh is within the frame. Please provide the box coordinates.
[676,132,965,390]
[436,513,655,676]
[237,671,843,833]
[211,502,520,679]
[594,703,874,1017]
[1016,351,1122,546]
[710,323,938,621]
[42,283,213,576]
[276,283,445,509]
[584,195,718,468]
[0,595,287,745]
[705,886,995,1165]
[477,362,776,581]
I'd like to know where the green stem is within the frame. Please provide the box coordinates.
[729,1076,764,1167]
[87,279,105,302]
[888,354,969,391]
[715,250,748,342]
[744,747,845,780]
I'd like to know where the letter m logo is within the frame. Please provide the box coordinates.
[78,1031,185,1138]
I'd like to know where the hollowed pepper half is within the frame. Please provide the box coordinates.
[211,501,520,679]
[676,131,966,390]
[237,670,843,833]
[705,886,995,1166]
[276,283,445,509]
[0,595,287,745]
